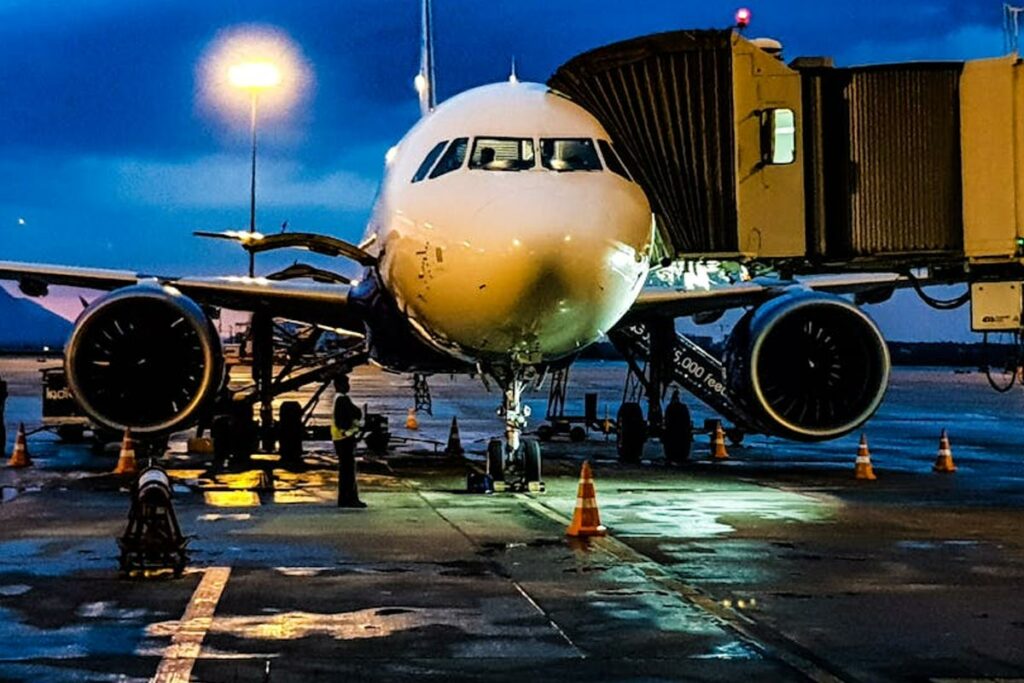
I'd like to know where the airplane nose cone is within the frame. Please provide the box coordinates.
[394,176,652,363]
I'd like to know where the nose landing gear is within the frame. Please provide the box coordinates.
[484,376,544,493]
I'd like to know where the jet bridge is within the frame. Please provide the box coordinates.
[549,30,1024,274]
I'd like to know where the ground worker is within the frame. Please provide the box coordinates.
[0,375,7,458]
[332,375,365,508]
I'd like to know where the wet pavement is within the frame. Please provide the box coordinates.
[0,358,1023,681]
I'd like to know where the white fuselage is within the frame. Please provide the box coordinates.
[367,82,653,366]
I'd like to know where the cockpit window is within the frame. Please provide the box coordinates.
[470,137,535,171]
[429,137,469,179]
[412,140,449,183]
[597,140,633,181]
[541,138,602,172]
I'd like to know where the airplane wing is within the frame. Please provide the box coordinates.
[0,261,361,329]
[629,272,912,318]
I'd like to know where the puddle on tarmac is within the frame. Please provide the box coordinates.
[0,585,31,596]
[0,607,143,661]
[76,602,149,621]
[1,488,18,503]
[198,513,252,522]
[690,640,762,660]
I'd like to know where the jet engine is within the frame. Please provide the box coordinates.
[725,292,889,441]
[65,284,224,435]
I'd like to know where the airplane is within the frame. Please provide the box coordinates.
[0,1,903,487]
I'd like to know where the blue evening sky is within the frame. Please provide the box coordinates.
[0,0,1007,340]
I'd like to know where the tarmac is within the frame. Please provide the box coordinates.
[0,357,1023,682]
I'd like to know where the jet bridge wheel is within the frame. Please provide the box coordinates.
[616,402,646,463]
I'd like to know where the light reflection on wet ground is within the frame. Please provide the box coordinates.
[1,360,1024,680]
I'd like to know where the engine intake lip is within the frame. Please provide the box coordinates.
[65,284,221,435]
[746,293,890,440]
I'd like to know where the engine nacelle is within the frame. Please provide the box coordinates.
[65,284,224,435]
[725,292,890,441]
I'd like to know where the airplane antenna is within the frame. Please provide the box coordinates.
[1005,4,1024,54]
[509,56,519,84]
[416,0,437,116]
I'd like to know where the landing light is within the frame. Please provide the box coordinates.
[414,73,428,94]
[385,146,398,165]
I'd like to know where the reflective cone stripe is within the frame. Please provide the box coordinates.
[567,461,606,537]
[113,428,137,476]
[854,434,876,480]
[933,429,956,473]
[405,408,419,430]
[7,423,31,468]
[712,422,729,460]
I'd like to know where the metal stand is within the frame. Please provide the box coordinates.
[413,373,433,415]
[118,467,188,577]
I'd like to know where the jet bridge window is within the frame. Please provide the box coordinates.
[540,138,602,171]
[597,140,633,181]
[411,140,449,183]
[469,137,535,171]
[429,137,469,179]
[760,108,796,165]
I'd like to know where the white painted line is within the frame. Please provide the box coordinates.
[151,566,232,683]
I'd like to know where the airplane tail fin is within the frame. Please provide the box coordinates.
[416,0,436,116]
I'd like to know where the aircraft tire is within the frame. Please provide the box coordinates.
[486,439,504,480]
[662,400,693,463]
[524,439,542,483]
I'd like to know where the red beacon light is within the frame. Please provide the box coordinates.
[735,7,752,30]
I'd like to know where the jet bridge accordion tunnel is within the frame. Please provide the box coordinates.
[549,30,1024,269]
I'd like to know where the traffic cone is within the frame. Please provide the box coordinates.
[113,428,138,476]
[933,429,956,473]
[405,408,419,430]
[566,461,607,537]
[711,422,729,460]
[854,434,876,480]
[7,424,31,468]
[445,417,464,456]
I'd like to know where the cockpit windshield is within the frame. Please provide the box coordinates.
[470,137,535,171]
[540,138,602,172]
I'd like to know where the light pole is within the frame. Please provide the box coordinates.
[228,61,281,277]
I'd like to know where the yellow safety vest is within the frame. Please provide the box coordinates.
[331,395,361,441]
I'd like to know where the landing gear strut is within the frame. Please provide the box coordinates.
[485,374,544,493]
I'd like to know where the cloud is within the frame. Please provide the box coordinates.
[110,154,379,210]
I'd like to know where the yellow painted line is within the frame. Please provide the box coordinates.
[151,566,232,683]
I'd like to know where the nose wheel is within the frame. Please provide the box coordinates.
[483,376,544,493]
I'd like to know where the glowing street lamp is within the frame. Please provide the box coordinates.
[229,60,282,277]
[199,25,309,277]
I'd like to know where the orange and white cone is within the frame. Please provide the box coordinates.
[566,461,607,537]
[711,422,729,460]
[854,434,876,480]
[932,429,956,473]
[405,408,419,430]
[112,428,138,476]
[7,423,31,468]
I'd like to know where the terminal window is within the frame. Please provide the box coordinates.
[540,138,602,171]
[470,137,536,171]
